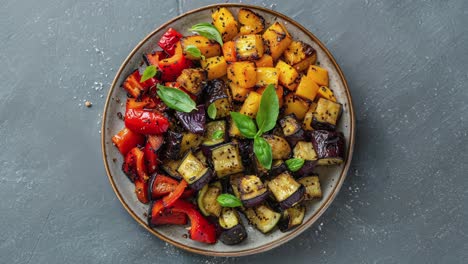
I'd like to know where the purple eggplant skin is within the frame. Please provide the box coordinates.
[162,130,183,160]
[241,191,270,208]
[292,160,317,178]
[310,130,346,162]
[219,224,248,245]
[278,185,305,210]
[203,79,229,105]
[285,129,306,147]
[311,118,336,131]
[175,105,206,134]
[188,168,214,191]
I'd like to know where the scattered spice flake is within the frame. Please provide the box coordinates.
[85,101,92,107]
[112,158,117,163]
[117,112,123,120]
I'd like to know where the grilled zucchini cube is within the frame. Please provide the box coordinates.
[180,132,203,156]
[262,135,292,160]
[181,35,221,60]
[279,114,302,137]
[201,56,228,80]
[278,205,306,232]
[312,98,342,130]
[239,91,262,118]
[283,41,316,72]
[267,172,303,207]
[227,61,257,88]
[203,121,227,147]
[238,8,265,35]
[255,54,274,67]
[298,176,322,200]
[212,7,239,42]
[317,86,337,102]
[238,175,269,207]
[284,93,310,120]
[302,102,318,131]
[197,182,223,217]
[295,74,320,101]
[218,207,247,245]
[307,65,329,86]
[161,158,183,180]
[276,60,299,91]
[177,151,212,190]
[211,143,244,178]
[245,204,281,233]
[255,67,279,87]
[235,34,264,61]
[262,22,292,60]
[176,68,207,95]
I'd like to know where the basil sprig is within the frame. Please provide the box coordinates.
[207,103,217,119]
[156,84,197,113]
[184,45,205,60]
[285,158,305,172]
[190,23,223,46]
[140,65,157,82]
[230,84,279,169]
[217,194,242,207]
[212,130,224,139]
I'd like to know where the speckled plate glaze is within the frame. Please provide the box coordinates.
[101,3,355,257]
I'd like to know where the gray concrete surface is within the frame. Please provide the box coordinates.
[1,0,467,263]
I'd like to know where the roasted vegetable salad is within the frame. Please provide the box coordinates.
[112,7,346,245]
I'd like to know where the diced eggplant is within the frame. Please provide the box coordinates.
[292,160,316,178]
[204,79,232,119]
[238,175,269,208]
[245,204,281,233]
[298,175,322,200]
[211,143,244,178]
[177,151,213,190]
[202,121,227,147]
[285,129,306,148]
[267,172,304,209]
[293,141,317,161]
[194,150,208,166]
[219,208,247,245]
[175,105,206,134]
[279,114,302,137]
[229,173,243,200]
[161,159,183,180]
[254,159,287,178]
[310,130,345,166]
[197,182,223,217]
[262,135,291,160]
[162,130,183,160]
[278,205,306,232]
[312,98,342,131]
[179,132,203,156]
[232,139,253,171]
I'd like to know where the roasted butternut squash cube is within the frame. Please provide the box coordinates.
[239,91,262,118]
[295,74,320,101]
[257,85,284,108]
[235,34,264,61]
[176,68,207,95]
[256,67,279,87]
[293,54,317,72]
[227,61,257,88]
[201,56,228,80]
[262,22,292,60]
[255,54,274,67]
[302,102,317,131]
[284,41,315,65]
[229,117,243,138]
[238,8,265,35]
[211,7,238,42]
[181,35,221,60]
[313,98,342,128]
[276,60,299,91]
[284,93,309,120]
[307,65,329,86]
[222,41,237,62]
[317,86,337,102]
[228,81,252,102]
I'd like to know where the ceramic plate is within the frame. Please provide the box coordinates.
[101,3,355,257]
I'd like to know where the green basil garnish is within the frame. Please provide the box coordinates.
[156,84,197,113]
[254,136,273,169]
[140,65,157,82]
[207,103,217,119]
[212,130,224,139]
[230,112,258,139]
[217,193,242,207]
[184,45,204,59]
[190,23,223,46]
[285,158,305,172]
[256,84,279,133]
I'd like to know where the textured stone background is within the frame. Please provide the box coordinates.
[1,0,467,263]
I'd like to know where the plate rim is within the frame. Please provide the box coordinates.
[101,3,355,257]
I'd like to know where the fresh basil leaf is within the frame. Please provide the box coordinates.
[156,84,197,113]
[207,103,217,119]
[256,84,279,133]
[217,193,242,207]
[230,112,258,139]
[254,136,272,169]
[190,23,223,46]
[184,45,202,59]
[140,65,157,82]
[285,158,305,172]
[212,130,224,139]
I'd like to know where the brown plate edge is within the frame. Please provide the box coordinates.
[101,3,356,257]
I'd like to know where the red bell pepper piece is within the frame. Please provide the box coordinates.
[150,209,188,226]
[150,174,179,199]
[158,28,183,56]
[112,127,145,156]
[126,95,164,110]
[144,51,167,69]
[144,135,163,174]
[135,179,150,204]
[158,42,192,82]
[171,200,217,244]
[162,180,188,207]
[181,189,195,199]
[124,109,169,135]
[122,147,148,182]
[121,69,158,98]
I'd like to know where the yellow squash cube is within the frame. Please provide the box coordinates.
[256,67,279,87]
[295,74,320,101]
[235,34,264,61]
[227,61,257,88]
[276,60,299,91]
[307,65,329,86]
[262,22,292,60]
[211,7,239,42]
[201,56,228,80]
